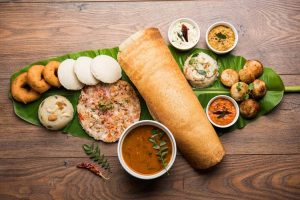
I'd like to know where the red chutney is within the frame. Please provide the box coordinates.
[208,98,236,126]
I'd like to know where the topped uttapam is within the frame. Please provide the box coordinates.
[77,80,141,142]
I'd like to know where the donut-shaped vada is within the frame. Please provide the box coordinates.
[11,72,41,104]
[27,65,51,93]
[43,61,61,88]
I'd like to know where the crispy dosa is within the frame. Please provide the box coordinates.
[118,28,225,169]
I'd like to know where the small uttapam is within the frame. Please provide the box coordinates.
[77,80,141,142]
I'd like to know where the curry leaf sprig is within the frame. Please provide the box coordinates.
[82,143,111,172]
[148,129,169,174]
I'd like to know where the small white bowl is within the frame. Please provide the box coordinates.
[206,95,239,128]
[206,21,239,54]
[168,18,200,51]
[117,120,177,180]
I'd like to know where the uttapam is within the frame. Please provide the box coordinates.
[77,80,140,142]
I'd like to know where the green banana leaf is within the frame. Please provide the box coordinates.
[9,47,152,139]
[9,46,284,139]
[169,46,284,134]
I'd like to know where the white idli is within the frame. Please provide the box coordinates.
[91,55,122,83]
[58,59,84,90]
[74,56,99,85]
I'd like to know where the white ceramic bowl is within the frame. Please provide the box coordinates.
[117,120,177,180]
[168,18,200,51]
[206,21,239,54]
[206,95,240,128]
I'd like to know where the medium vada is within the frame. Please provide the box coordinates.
[27,65,51,93]
[11,72,41,104]
[43,61,61,87]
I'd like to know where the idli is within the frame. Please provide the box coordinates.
[74,56,99,85]
[58,59,84,90]
[91,55,122,83]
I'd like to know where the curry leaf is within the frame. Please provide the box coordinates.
[82,143,111,172]
[197,70,207,76]
[148,138,155,143]
[160,146,168,152]
[153,144,160,150]
[160,141,166,146]
[148,130,169,175]
[151,129,158,135]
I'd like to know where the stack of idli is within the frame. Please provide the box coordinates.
[58,55,122,90]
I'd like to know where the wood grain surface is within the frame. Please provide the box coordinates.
[0,156,299,200]
[0,0,300,199]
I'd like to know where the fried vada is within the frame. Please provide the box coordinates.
[43,61,61,88]
[27,65,51,93]
[11,72,41,104]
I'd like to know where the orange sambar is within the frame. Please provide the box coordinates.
[122,125,172,175]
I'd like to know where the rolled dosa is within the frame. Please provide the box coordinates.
[118,28,225,169]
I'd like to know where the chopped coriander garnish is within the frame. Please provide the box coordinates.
[248,83,254,91]
[237,82,242,92]
[189,58,197,65]
[216,32,227,40]
[98,101,114,111]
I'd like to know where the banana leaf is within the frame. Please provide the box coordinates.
[10,46,285,139]
[9,48,152,139]
[169,46,285,133]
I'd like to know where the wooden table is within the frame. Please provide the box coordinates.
[1,0,299,199]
